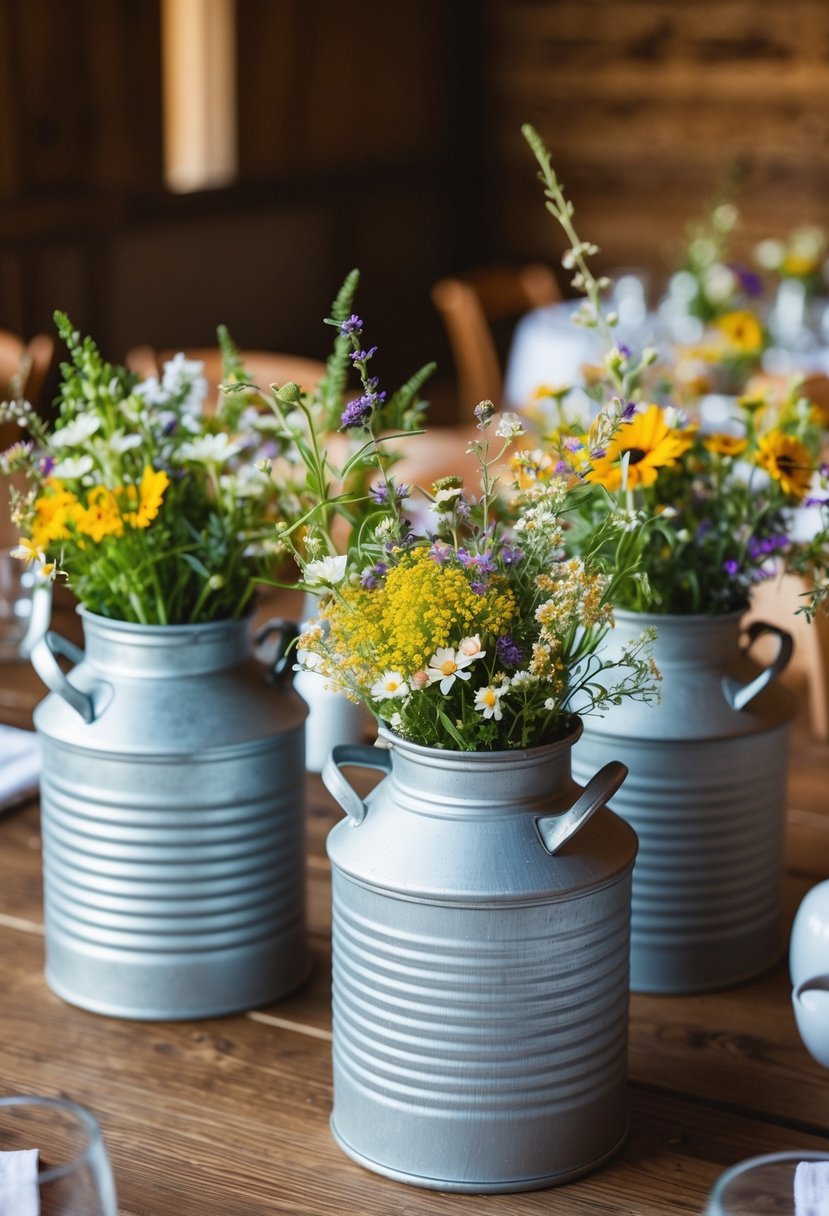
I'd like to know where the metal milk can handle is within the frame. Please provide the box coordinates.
[254,617,300,684]
[30,630,96,723]
[721,619,794,712]
[322,744,393,825]
[535,761,628,856]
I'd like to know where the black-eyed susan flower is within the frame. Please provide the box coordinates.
[755,430,813,499]
[703,433,749,458]
[586,404,694,491]
[714,310,765,355]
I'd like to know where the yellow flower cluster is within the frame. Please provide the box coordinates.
[324,548,517,683]
[535,558,612,631]
[30,466,170,551]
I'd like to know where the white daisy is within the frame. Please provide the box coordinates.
[425,647,475,694]
[370,672,408,700]
[474,685,507,721]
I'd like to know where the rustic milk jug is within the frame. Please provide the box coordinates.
[322,721,637,1193]
[290,592,371,773]
[30,608,309,1020]
[573,610,796,995]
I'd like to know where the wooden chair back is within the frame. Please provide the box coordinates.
[0,329,55,408]
[0,330,55,547]
[431,262,561,413]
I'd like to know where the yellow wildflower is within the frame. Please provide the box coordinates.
[75,487,124,543]
[714,310,764,355]
[703,433,748,458]
[324,548,517,681]
[124,466,170,529]
[755,430,813,499]
[586,404,694,492]
[30,481,80,549]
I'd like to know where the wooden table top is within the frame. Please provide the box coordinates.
[0,608,828,1215]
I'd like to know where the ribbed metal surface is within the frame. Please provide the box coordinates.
[574,731,789,993]
[33,612,309,1020]
[572,609,795,995]
[325,731,637,1192]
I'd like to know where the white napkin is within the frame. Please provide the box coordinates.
[0,1148,39,1214]
[0,725,41,812]
[795,1161,829,1215]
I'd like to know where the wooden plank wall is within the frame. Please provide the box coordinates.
[3,1,828,416]
[0,0,481,415]
[483,0,829,299]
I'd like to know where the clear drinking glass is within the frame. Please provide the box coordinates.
[0,548,52,662]
[706,1150,829,1215]
[0,1096,118,1215]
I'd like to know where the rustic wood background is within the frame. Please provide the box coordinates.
[1,0,828,417]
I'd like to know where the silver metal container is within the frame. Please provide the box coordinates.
[293,592,370,773]
[322,723,636,1193]
[30,608,309,1020]
[573,610,796,995]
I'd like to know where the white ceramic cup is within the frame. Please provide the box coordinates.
[793,975,829,1069]
[790,880,829,989]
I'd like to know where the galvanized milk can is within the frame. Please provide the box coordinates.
[292,592,371,773]
[573,610,796,995]
[30,608,309,1020]
[322,722,636,1193]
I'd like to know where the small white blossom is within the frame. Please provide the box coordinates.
[474,685,506,721]
[52,454,94,479]
[434,486,462,505]
[11,538,45,566]
[426,647,475,694]
[178,433,243,464]
[303,554,348,588]
[495,411,526,440]
[703,263,737,304]
[50,413,101,448]
[370,672,409,701]
[160,353,208,412]
[374,518,396,539]
[108,431,144,454]
[457,635,486,660]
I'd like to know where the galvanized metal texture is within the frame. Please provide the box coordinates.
[573,609,795,995]
[324,726,637,1192]
[32,609,309,1020]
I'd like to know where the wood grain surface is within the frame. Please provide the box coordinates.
[0,614,827,1214]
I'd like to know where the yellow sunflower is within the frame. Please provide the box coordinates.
[586,405,694,492]
[755,430,813,499]
[703,432,748,458]
[714,310,764,355]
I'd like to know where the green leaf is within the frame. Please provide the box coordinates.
[437,710,467,750]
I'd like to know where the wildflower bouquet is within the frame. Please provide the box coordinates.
[0,313,285,624]
[259,269,434,587]
[522,125,829,621]
[290,378,660,751]
[755,225,828,298]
